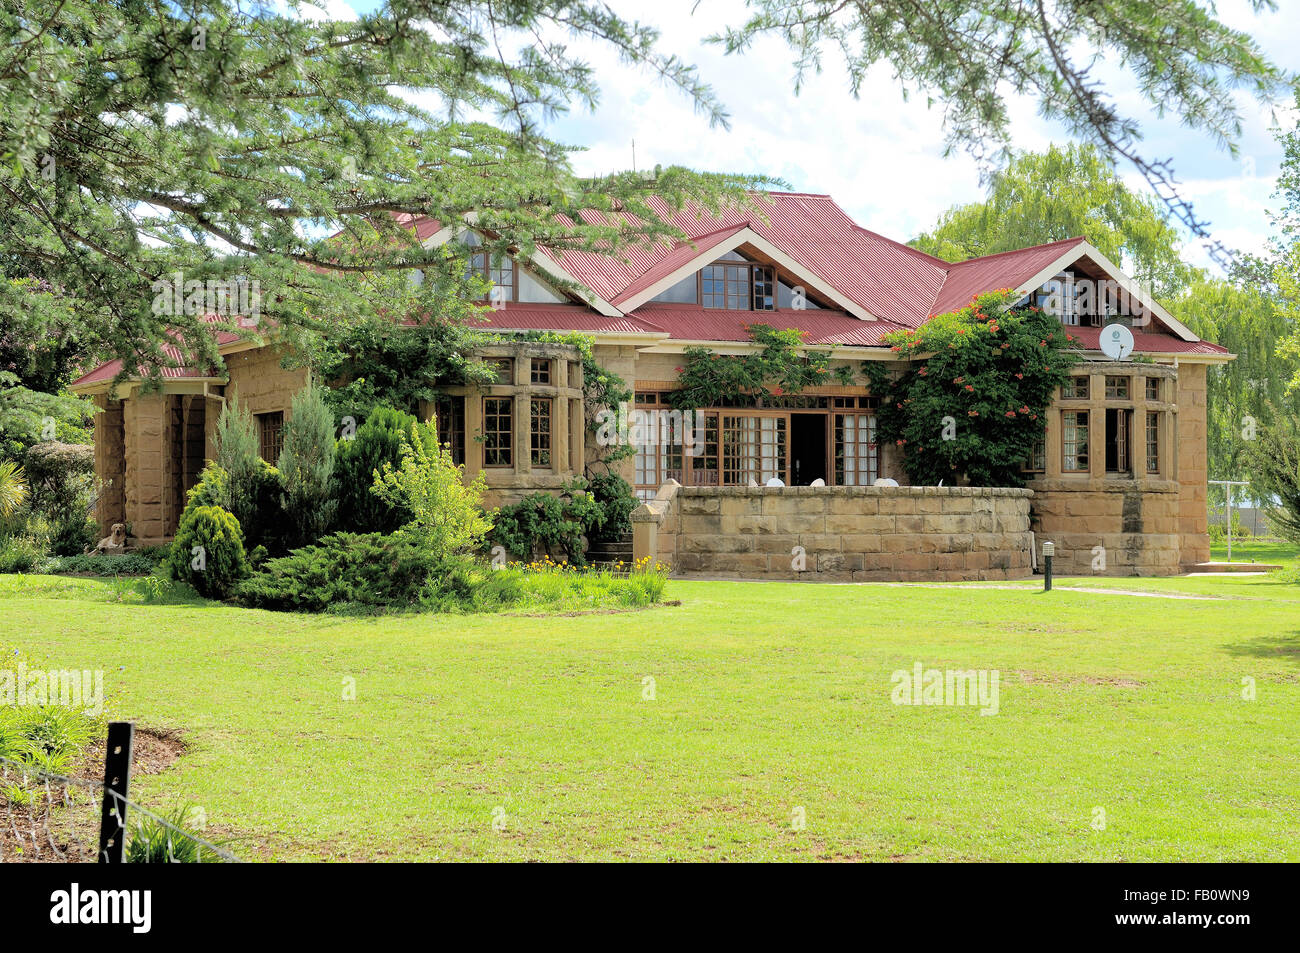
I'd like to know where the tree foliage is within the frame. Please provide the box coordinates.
[1169,278,1299,482]
[371,421,491,558]
[911,145,1199,297]
[1242,417,1300,545]
[278,382,337,548]
[718,1,1285,239]
[870,291,1078,487]
[0,0,767,383]
[333,405,434,535]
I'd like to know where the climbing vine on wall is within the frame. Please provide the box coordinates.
[867,290,1080,487]
[667,324,856,410]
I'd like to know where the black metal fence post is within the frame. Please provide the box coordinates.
[97,721,134,863]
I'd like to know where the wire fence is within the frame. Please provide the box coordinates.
[0,728,240,864]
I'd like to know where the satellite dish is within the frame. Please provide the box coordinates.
[1100,323,1135,361]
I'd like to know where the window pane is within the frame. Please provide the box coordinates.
[530,398,552,467]
[483,397,513,467]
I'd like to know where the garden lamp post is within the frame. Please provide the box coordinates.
[1042,541,1054,592]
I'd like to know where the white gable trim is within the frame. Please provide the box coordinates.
[1014,241,1198,342]
[615,227,876,321]
[420,219,624,318]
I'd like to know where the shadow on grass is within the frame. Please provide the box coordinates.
[1222,632,1300,669]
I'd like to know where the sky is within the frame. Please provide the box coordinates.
[324,0,1299,274]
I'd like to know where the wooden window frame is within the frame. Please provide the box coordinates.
[468,250,517,304]
[1146,411,1160,474]
[698,261,777,312]
[1062,410,1089,473]
[1145,377,1161,401]
[1061,376,1090,400]
[256,411,284,464]
[1105,375,1131,400]
[434,396,466,467]
[530,358,552,385]
[482,397,513,468]
[530,397,553,468]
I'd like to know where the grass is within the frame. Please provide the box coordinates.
[1209,536,1300,569]
[1,564,1297,862]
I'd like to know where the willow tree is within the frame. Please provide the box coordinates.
[717,0,1287,269]
[910,145,1200,298]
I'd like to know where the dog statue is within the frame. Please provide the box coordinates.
[90,523,127,556]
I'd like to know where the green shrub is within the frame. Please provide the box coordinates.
[0,460,27,517]
[279,382,338,548]
[371,420,490,557]
[490,481,605,563]
[166,505,249,599]
[49,514,98,556]
[0,530,46,573]
[39,549,166,576]
[585,473,637,541]
[333,405,429,534]
[871,290,1079,487]
[126,804,226,863]
[234,531,445,612]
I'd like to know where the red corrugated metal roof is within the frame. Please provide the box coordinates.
[929,238,1086,318]
[1065,325,1230,356]
[70,315,243,388]
[469,304,662,335]
[628,303,907,347]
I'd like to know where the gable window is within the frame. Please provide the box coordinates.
[482,397,513,467]
[467,249,515,302]
[257,411,284,463]
[700,261,776,311]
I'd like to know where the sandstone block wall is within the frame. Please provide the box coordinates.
[224,345,308,415]
[635,484,1034,582]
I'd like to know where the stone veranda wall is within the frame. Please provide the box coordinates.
[633,483,1034,581]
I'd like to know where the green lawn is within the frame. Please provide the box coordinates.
[3,568,1298,862]
[1209,536,1300,569]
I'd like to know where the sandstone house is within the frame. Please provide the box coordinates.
[71,192,1230,578]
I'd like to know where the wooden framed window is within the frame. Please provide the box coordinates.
[1146,411,1160,474]
[467,250,515,302]
[530,358,551,385]
[700,262,775,311]
[1145,377,1161,401]
[1063,411,1089,472]
[1105,408,1132,473]
[256,411,284,463]
[488,358,514,385]
[482,397,513,467]
[434,396,465,466]
[1062,376,1089,400]
[530,398,552,467]
[722,414,786,485]
[834,413,878,486]
[1105,375,1130,400]
[1022,435,1047,473]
